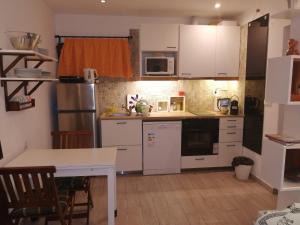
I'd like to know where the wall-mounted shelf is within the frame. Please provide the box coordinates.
[0,49,58,111]
[266,55,300,105]
[0,77,58,82]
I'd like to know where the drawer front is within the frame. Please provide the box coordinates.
[218,142,242,167]
[219,129,243,142]
[181,155,219,169]
[101,120,142,146]
[115,145,142,172]
[219,117,243,130]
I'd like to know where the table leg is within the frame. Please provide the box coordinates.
[107,169,116,225]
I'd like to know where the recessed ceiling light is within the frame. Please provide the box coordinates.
[100,0,106,3]
[214,2,221,9]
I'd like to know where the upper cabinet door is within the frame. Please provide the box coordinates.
[179,25,216,78]
[216,26,240,77]
[140,24,179,51]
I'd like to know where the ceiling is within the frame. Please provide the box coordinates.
[44,0,287,19]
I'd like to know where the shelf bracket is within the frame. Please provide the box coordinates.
[24,81,44,96]
[3,55,25,76]
[24,58,45,69]
[6,82,28,101]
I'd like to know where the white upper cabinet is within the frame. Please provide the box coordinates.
[140,24,179,51]
[216,26,240,77]
[179,25,216,78]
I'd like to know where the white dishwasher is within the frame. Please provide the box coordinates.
[143,121,182,175]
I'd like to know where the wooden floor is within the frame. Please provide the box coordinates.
[28,171,276,225]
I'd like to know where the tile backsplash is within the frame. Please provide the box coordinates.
[96,78,242,115]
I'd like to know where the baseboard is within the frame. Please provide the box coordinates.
[250,173,278,194]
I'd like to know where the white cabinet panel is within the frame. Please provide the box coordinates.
[218,142,242,167]
[101,120,142,146]
[265,56,300,105]
[140,24,179,51]
[179,25,216,78]
[261,139,286,190]
[116,145,142,172]
[219,129,243,142]
[219,117,244,130]
[216,26,240,77]
[181,155,219,169]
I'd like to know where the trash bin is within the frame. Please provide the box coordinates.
[232,156,254,181]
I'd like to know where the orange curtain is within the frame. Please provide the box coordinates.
[57,38,133,79]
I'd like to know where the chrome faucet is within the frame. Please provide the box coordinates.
[122,104,133,116]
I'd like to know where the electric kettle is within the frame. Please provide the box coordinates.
[217,98,230,114]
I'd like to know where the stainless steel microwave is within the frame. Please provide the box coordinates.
[145,56,175,75]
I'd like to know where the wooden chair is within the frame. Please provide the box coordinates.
[52,130,92,149]
[0,166,75,225]
[51,130,93,225]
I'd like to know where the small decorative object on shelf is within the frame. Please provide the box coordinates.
[7,99,35,111]
[286,38,300,55]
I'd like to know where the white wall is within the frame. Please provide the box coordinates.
[55,14,191,36]
[238,3,290,178]
[237,1,287,25]
[0,0,56,166]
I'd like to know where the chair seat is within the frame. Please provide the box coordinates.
[10,190,70,218]
[55,177,89,191]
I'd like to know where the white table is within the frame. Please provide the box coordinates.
[5,147,117,225]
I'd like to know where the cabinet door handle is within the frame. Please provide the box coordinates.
[227,126,237,129]
[116,122,127,125]
[195,158,205,161]
[227,132,237,135]
[227,119,237,122]
[181,73,191,76]
[117,148,128,151]
[166,46,176,49]
[226,144,236,147]
[218,72,228,75]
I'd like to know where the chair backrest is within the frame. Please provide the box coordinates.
[51,130,92,149]
[0,166,60,209]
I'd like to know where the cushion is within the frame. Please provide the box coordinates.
[55,177,89,191]
[10,190,70,218]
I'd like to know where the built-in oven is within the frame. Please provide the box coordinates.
[182,119,219,156]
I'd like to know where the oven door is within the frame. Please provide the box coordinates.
[181,119,219,156]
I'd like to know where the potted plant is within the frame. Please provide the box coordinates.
[232,156,254,181]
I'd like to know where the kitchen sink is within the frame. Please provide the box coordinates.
[110,112,131,117]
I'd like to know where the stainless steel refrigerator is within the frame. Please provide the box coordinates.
[56,83,98,147]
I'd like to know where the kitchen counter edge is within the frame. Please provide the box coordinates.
[100,112,244,121]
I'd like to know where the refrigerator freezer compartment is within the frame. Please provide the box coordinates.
[57,83,96,110]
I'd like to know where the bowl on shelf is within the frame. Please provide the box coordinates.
[6,31,40,50]
[14,68,42,78]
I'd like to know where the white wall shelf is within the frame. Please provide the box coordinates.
[266,55,300,105]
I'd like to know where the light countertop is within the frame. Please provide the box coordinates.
[100,111,244,121]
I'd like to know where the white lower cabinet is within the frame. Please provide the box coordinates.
[261,138,300,209]
[218,142,242,167]
[218,117,243,167]
[115,145,142,172]
[219,129,243,142]
[181,155,219,169]
[101,119,142,172]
